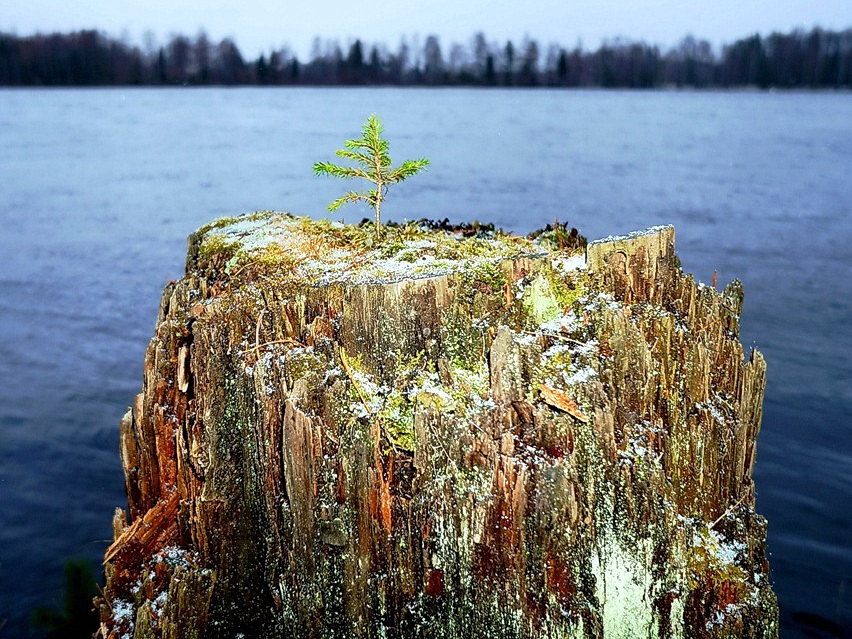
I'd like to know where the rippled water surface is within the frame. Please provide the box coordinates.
[0,87,850,637]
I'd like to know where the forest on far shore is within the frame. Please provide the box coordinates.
[1,27,850,88]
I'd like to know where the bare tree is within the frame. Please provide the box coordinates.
[519,37,539,85]
[423,35,444,84]
[503,40,515,85]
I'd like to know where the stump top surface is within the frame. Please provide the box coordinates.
[194,211,582,285]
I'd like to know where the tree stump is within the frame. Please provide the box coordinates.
[98,213,778,638]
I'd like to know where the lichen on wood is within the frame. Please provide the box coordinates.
[98,213,778,638]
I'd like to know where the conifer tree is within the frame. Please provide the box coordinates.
[314,115,429,227]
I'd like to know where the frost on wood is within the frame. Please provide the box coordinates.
[98,213,778,638]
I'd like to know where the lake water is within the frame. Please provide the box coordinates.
[0,87,850,637]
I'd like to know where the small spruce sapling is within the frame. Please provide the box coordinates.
[314,115,429,228]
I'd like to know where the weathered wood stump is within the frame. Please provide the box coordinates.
[98,213,778,638]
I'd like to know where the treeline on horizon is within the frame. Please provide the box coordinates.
[1,27,850,88]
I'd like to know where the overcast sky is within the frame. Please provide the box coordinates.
[3,0,850,58]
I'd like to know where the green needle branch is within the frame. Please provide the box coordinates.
[314,115,430,228]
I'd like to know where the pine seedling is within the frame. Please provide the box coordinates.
[314,115,430,228]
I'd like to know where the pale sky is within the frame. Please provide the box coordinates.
[3,0,850,58]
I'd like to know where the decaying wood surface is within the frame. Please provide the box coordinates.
[98,214,778,638]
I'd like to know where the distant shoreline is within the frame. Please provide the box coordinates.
[2,27,850,90]
[1,84,850,93]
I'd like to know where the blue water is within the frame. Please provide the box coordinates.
[0,87,850,637]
